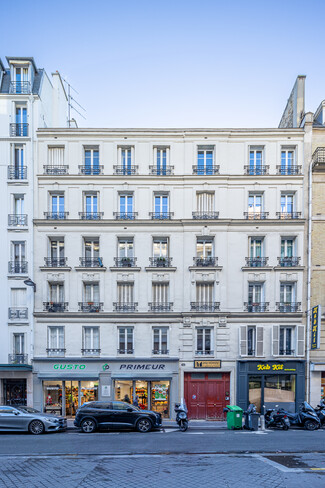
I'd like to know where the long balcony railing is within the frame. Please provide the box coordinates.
[8,261,28,274]
[192,165,220,175]
[192,211,219,220]
[149,212,173,220]
[149,257,173,267]
[114,257,137,267]
[152,349,169,355]
[149,165,174,175]
[148,302,173,312]
[244,165,269,175]
[190,302,220,312]
[113,302,138,312]
[43,165,69,175]
[78,165,104,175]
[276,302,301,313]
[8,354,28,364]
[276,165,302,175]
[245,257,269,267]
[44,211,69,220]
[193,257,218,267]
[113,212,138,220]
[9,81,32,94]
[8,214,28,226]
[195,350,214,355]
[44,257,67,267]
[78,302,103,312]
[7,166,27,180]
[79,257,104,268]
[312,147,325,164]
[10,123,29,137]
[43,302,68,312]
[113,165,138,175]
[79,212,103,220]
[244,211,269,220]
[244,302,269,312]
[117,348,134,354]
[276,212,302,219]
[82,348,101,356]
[277,256,301,267]
[46,348,66,357]
[8,307,28,320]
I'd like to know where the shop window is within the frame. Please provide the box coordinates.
[44,381,63,414]
[264,375,296,412]
[151,381,170,418]
[115,380,133,402]
[136,380,148,410]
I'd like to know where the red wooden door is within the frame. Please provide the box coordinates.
[185,378,206,419]
[185,372,230,420]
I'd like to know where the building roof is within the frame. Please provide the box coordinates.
[0,68,44,95]
[6,56,38,72]
[0,58,5,72]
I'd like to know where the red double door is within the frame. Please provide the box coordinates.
[184,372,230,420]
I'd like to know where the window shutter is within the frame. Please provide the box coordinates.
[296,325,305,357]
[272,325,279,356]
[239,326,247,356]
[256,326,264,357]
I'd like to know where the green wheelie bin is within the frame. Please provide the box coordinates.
[224,405,243,430]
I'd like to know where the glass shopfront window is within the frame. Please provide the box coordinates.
[136,380,148,410]
[43,380,98,416]
[151,381,170,418]
[115,380,133,403]
[80,381,98,406]
[44,381,63,414]
[264,375,295,411]
[114,379,171,417]
[248,376,262,413]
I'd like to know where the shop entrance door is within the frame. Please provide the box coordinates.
[65,381,78,416]
[185,372,230,420]
[4,379,27,406]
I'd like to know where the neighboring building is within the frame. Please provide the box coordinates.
[32,128,306,418]
[0,57,68,406]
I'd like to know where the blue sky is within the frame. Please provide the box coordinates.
[1,0,325,128]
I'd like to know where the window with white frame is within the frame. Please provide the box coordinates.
[239,325,264,357]
[272,325,305,357]
[13,195,24,215]
[11,241,26,273]
[196,328,213,355]
[13,66,29,93]
[278,282,297,312]
[49,237,65,266]
[49,282,64,303]
[83,282,100,303]
[280,237,298,266]
[50,193,65,217]
[118,327,134,354]
[13,333,25,355]
[280,147,296,171]
[15,105,28,136]
[153,237,168,257]
[250,237,263,258]
[152,283,169,305]
[196,146,215,174]
[154,147,169,174]
[248,193,263,218]
[13,144,25,177]
[196,283,214,303]
[118,146,134,173]
[84,193,98,216]
[279,327,294,356]
[117,283,134,304]
[154,193,169,217]
[119,193,134,217]
[247,283,265,311]
[11,288,27,308]
[249,147,264,173]
[48,146,65,166]
[83,327,100,353]
[48,326,65,353]
[196,192,215,216]
[83,147,100,174]
[280,193,294,215]
[118,238,134,257]
[153,327,168,354]
[84,238,99,260]
[196,237,213,258]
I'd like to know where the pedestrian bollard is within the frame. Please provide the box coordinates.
[260,415,265,431]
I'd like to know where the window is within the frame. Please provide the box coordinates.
[9,195,26,226]
[196,328,213,355]
[272,325,304,357]
[153,238,168,257]
[196,283,214,303]
[119,194,134,218]
[248,193,263,218]
[48,147,65,166]
[82,238,100,267]
[11,288,27,308]
[84,193,98,217]
[152,283,169,304]
[49,282,64,303]
[153,327,168,354]
[15,105,28,136]
[280,238,298,266]
[13,66,29,93]
[10,145,26,179]
[84,147,100,174]
[118,238,134,258]
[280,148,296,174]
[154,147,169,174]
[117,283,134,304]
[154,194,169,218]
[10,241,26,273]
[84,283,100,303]
[197,238,213,258]
[13,333,25,355]
[248,237,267,267]
[48,238,65,266]
[118,147,134,174]
[14,195,24,216]
[247,283,266,312]
[48,326,65,354]
[239,326,264,357]
[278,283,298,312]
[196,146,214,175]
[83,327,100,352]
[248,147,265,174]
[196,192,215,213]
[280,193,294,215]
[118,327,134,354]
[279,327,293,356]
[50,194,65,219]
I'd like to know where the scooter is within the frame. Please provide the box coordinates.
[278,401,320,430]
[175,400,189,432]
[313,399,325,427]
[264,407,290,430]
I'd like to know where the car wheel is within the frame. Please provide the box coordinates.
[29,420,45,435]
[304,420,318,431]
[81,419,97,433]
[136,418,152,433]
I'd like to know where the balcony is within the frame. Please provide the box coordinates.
[78,165,104,175]
[46,348,66,357]
[8,166,27,180]
[8,307,28,320]
[113,303,138,312]
[276,165,302,175]
[79,212,103,220]
[117,348,134,354]
[149,165,174,175]
[192,165,220,175]
[114,257,137,268]
[276,212,302,219]
[192,211,219,220]
[9,81,32,94]
[193,257,218,267]
[8,214,28,226]
[149,302,173,312]
[82,348,101,356]
[44,211,69,220]
[244,302,269,312]
[79,257,104,268]
[244,212,269,220]
[149,257,173,267]
[10,123,28,137]
[78,302,103,312]
[43,165,69,175]
[244,165,269,175]
[244,257,269,267]
[114,212,138,220]
[8,354,28,364]
[152,349,169,355]
[276,302,301,313]
[190,302,220,312]
[279,349,295,356]
[8,261,28,274]
[44,257,67,267]
[43,302,68,312]
[195,350,214,355]
[149,212,173,220]
[313,147,325,164]
[113,165,138,175]
[278,257,301,267]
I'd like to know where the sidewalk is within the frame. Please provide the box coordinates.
[67,418,227,430]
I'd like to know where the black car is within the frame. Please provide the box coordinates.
[74,401,162,433]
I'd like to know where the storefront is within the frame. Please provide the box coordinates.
[237,360,305,413]
[0,365,33,406]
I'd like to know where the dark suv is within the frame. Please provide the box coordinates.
[74,401,162,433]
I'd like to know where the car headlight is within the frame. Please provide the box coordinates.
[41,417,59,423]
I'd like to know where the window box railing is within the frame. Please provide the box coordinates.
[113,165,138,175]
[79,212,103,220]
[113,303,138,312]
[276,302,301,312]
[8,214,28,226]
[8,354,28,364]
[244,165,269,175]
[9,81,32,94]
[8,307,28,319]
[78,165,104,175]
[279,349,295,356]
[245,257,269,267]
[43,165,69,175]
[278,257,301,267]
[149,212,173,220]
[276,165,302,175]
[46,348,66,357]
[149,165,174,175]
[244,212,269,220]
[195,350,214,355]
[192,165,220,175]
[117,348,134,354]
[7,166,27,180]
[82,348,101,356]
[276,212,301,219]
[113,212,138,220]
[193,257,218,267]
[44,212,69,220]
[149,257,173,267]
[192,211,219,220]
[78,302,103,312]
[8,261,28,274]
[190,302,220,312]
[114,257,137,267]
[244,302,269,312]
[248,349,256,356]
[44,257,67,267]
[148,302,173,312]
[79,257,104,268]
[10,123,29,137]
[152,349,169,355]
[43,302,68,312]
[313,147,325,164]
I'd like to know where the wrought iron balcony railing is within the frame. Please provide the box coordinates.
[8,214,28,226]
[193,257,218,267]
[277,256,301,267]
[44,211,69,220]
[114,257,137,267]
[192,165,220,175]
[244,302,269,312]
[81,348,101,356]
[149,302,173,312]
[8,307,28,319]
[247,349,256,356]
[78,302,103,312]
[192,211,219,219]
[276,212,302,219]
[245,257,269,267]
[117,348,134,354]
[279,349,295,356]
[79,212,103,220]
[312,147,325,164]
[8,261,28,274]
[43,302,68,312]
[149,212,173,220]
[113,165,138,175]
[152,349,169,355]
[149,165,174,175]
[276,165,302,175]
[113,303,138,312]
[43,165,69,175]
[46,348,66,357]
[244,165,269,175]
[8,354,28,364]
[10,123,29,137]
[276,302,301,312]
[244,211,269,220]
[78,165,104,175]
[9,81,32,94]
[190,302,220,312]
[149,257,172,267]
[195,350,214,355]
[79,257,104,268]
[113,212,138,220]
[44,257,67,267]
[8,166,27,180]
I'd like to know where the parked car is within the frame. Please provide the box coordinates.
[0,405,67,434]
[74,401,162,433]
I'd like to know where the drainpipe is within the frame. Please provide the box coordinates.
[306,156,314,403]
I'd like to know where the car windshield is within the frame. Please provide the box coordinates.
[15,406,40,414]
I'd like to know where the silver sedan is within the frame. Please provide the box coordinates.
[0,405,67,434]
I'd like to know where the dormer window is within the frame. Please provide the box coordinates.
[7,58,34,94]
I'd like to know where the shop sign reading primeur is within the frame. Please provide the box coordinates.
[53,364,86,370]
[102,363,166,371]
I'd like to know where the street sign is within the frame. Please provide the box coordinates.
[311,305,321,349]
[194,360,221,368]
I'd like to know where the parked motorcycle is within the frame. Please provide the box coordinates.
[175,400,189,432]
[264,407,290,430]
[313,399,325,427]
[279,401,320,430]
